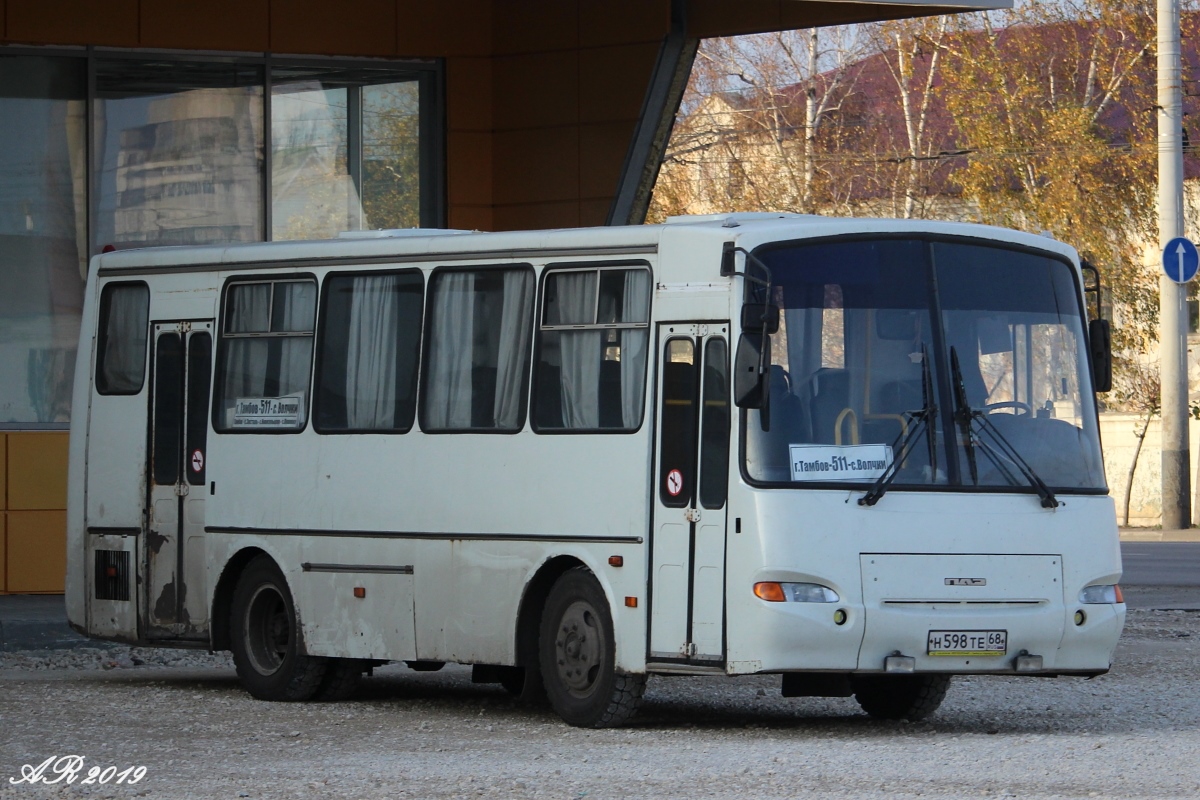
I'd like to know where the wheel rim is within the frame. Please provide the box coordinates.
[553,599,606,698]
[243,583,289,676]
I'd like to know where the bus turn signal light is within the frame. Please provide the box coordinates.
[754,582,787,602]
[353,587,366,599]
[624,596,638,608]
[609,556,623,567]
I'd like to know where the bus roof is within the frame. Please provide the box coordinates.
[92,215,1078,276]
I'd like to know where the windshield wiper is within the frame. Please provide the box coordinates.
[949,346,1060,509]
[859,346,938,507]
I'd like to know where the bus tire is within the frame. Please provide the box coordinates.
[852,674,951,721]
[314,658,364,701]
[230,556,327,701]
[539,567,645,728]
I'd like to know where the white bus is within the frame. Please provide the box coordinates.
[66,214,1125,727]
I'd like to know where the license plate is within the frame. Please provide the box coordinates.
[927,630,1007,656]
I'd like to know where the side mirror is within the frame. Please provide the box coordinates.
[734,333,771,408]
[1089,318,1112,393]
[741,302,779,334]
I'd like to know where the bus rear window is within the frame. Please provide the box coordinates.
[215,278,316,432]
[96,282,150,395]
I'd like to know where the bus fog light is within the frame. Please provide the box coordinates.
[1074,609,1086,626]
[1079,584,1123,604]
[1014,652,1043,672]
[833,608,848,625]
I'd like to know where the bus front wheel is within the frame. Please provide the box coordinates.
[539,568,645,728]
[230,556,327,701]
[852,674,951,721]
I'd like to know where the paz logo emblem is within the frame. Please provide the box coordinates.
[944,577,986,586]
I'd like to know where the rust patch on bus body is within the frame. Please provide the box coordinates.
[146,528,168,555]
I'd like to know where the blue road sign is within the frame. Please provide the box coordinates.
[1163,237,1199,284]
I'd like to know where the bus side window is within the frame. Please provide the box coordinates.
[659,338,698,507]
[96,282,150,395]
[532,265,651,432]
[215,278,317,432]
[314,270,424,433]
[420,266,535,432]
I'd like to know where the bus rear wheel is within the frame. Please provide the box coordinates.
[852,674,951,721]
[539,568,645,728]
[230,556,327,701]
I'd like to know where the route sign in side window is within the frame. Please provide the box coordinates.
[216,279,316,432]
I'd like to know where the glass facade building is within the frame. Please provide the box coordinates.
[0,51,440,429]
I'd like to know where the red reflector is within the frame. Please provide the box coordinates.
[353,587,366,599]
[608,556,624,567]
[624,596,638,608]
[105,566,118,578]
[101,244,116,253]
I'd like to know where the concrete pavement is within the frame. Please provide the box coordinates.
[0,594,96,652]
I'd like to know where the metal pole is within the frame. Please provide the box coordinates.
[1159,0,1190,529]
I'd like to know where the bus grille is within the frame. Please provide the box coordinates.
[94,550,131,601]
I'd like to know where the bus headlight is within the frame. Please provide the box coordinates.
[1078,584,1123,604]
[754,582,840,603]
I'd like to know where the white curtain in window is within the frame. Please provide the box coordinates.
[557,271,600,428]
[346,274,400,428]
[492,270,533,429]
[425,271,475,428]
[225,284,271,396]
[275,282,316,405]
[619,270,650,428]
[101,287,148,391]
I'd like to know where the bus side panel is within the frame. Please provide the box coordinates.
[206,419,653,671]
[66,266,100,632]
[279,509,419,660]
[80,284,151,641]
[404,435,653,672]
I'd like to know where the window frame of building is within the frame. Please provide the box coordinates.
[0,45,443,431]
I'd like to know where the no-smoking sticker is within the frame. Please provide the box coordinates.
[666,469,683,496]
[190,449,204,473]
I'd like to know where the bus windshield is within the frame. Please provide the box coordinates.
[744,237,1106,493]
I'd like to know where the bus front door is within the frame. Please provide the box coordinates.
[650,325,731,664]
[145,321,212,640]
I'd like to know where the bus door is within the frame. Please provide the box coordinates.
[649,324,732,663]
[145,321,212,640]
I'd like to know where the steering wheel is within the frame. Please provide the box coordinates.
[980,401,1032,415]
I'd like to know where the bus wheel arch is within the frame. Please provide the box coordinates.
[538,565,646,727]
[508,555,585,703]
[210,547,268,652]
[228,553,327,701]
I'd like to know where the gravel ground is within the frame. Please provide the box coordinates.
[1,609,1198,799]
